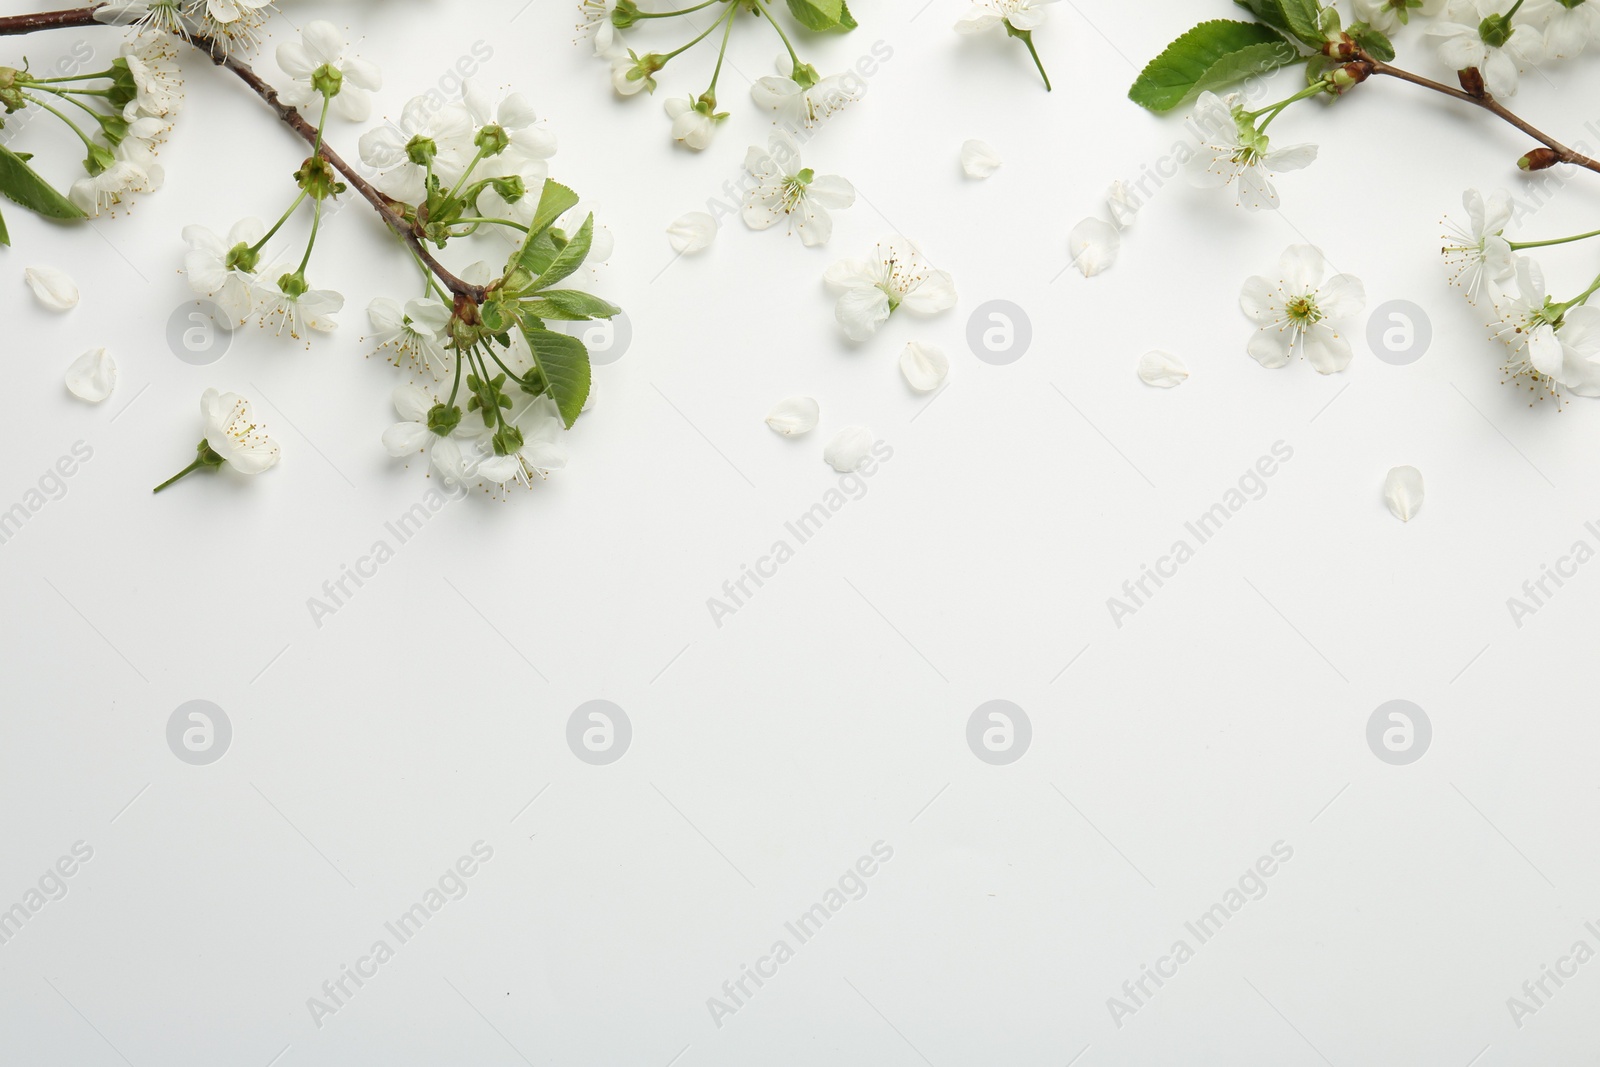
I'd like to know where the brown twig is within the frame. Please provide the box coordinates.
[0,6,96,35]
[1,4,487,303]
[1359,52,1600,175]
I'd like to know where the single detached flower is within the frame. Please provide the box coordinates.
[1487,257,1600,400]
[1425,0,1544,97]
[954,0,1058,89]
[742,136,854,247]
[183,217,264,326]
[277,20,383,121]
[1185,91,1316,212]
[1441,188,1515,303]
[1240,244,1366,373]
[824,237,957,341]
[154,388,280,493]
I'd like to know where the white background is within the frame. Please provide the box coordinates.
[5,0,1600,1063]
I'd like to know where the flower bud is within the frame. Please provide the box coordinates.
[1519,147,1561,171]
[405,135,437,166]
[309,63,344,98]
[427,403,462,437]
[1329,62,1371,93]
[1458,66,1486,97]
[474,123,510,156]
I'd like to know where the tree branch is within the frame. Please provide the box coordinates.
[188,33,487,303]
[0,5,488,304]
[0,6,96,35]
[1360,53,1600,175]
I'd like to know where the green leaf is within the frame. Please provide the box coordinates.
[1233,0,1321,45]
[1349,20,1395,61]
[519,324,591,428]
[510,180,580,277]
[1129,20,1299,112]
[0,144,84,221]
[786,0,844,31]
[530,213,594,292]
[0,203,9,248]
[522,289,621,321]
[837,1,858,30]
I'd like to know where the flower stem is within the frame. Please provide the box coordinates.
[752,0,802,70]
[633,0,722,17]
[251,189,309,253]
[152,457,204,494]
[1510,228,1600,251]
[1008,25,1051,92]
[296,196,322,274]
[20,91,97,150]
[661,3,736,62]
[707,3,737,94]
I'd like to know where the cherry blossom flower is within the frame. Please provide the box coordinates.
[1239,244,1366,373]
[277,20,383,121]
[1441,188,1516,303]
[1425,0,1544,97]
[824,238,957,341]
[1184,91,1316,211]
[742,136,854,246]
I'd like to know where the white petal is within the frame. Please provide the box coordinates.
[667,211,717,254]
[1137,349,1188,388]
[25,266,79,310]
[823,426,873,472]
[1107,181,1140,229]
[765,396,820,436]
[899,341,949,392]
[65,347,116,402]
[1068,217,1120,277]
[1384,465,1424,523]
[960,139,1002,179]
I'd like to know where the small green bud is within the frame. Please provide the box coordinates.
[492,424,524,457]
[474,123,510,156]
[309,62,344,98]
[1478,12,1515,48]
[405,135,438,166]
[294,155,346,200]
[426,403,462,436]
[225,241,260,274]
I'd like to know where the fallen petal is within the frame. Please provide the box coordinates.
[1108,181,1141,229]
[25,266,79,311]
[667,211,717,254]
[1384,465,1424,522]
[823,426,873,472]
[899,341,949,392]
[960,139,1002,179]
[1068,217,1120,277]
[765,395,819,436]
[65,347,116,402]
[1137,349,1188,388]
